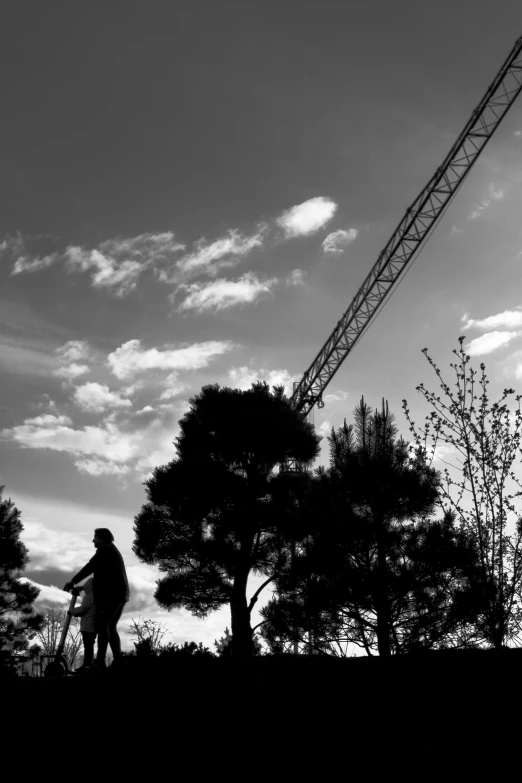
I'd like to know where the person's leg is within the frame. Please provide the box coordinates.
[107,603,125,660]
[95,605,110,666]
[82,631,95,665]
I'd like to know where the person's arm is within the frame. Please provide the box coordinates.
[68,606,86,617]
[63,554,98,591]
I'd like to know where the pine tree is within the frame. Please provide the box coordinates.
[133,382,320,657]
[0,487,44,673]
[261,399,482,656]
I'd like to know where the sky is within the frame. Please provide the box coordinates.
[1,0,522,653]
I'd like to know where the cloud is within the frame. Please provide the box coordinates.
[159,372,187,400]
[2,414,135,463]
[11,231,185,296]
[11,254,59,275]
[65,247,144,297]
[0,233,24,256]
[165,228,266,281]
[73,382,134,414]
[228,366,299,395]
[53,340,93,381]
[323,390,349,403]
[75,457,132,476]
[1,404,183,478]
[468,183,505,221]
[286,269,307,286]
[55,340,92,363]
[176,272,277,312]
[461,309,522,331]
[276,197,337,238]
[317,420,331,437]
[514,130,522,137]
[1,234,58,276]
[107,338,234,380]
[54,363,90,381]
[464,331,521,356]
[322,228,358,254]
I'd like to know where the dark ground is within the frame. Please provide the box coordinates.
[4,649,519,772]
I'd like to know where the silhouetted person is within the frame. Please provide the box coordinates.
[68,577,97,672]
[64,528,130,669]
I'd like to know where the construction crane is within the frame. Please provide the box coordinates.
[290,35,522,419]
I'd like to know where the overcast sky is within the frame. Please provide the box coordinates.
[1,0,522,652]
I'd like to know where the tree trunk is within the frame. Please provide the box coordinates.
[230,553,253,658]
[375,513,391,658]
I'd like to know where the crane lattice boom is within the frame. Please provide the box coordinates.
[291,35,522,417]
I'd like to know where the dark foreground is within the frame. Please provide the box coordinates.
[4,649,519,771]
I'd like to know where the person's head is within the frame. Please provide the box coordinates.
[82,577,94,594]
[93,528,114,548]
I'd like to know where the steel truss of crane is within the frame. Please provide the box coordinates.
[291,35,522,418]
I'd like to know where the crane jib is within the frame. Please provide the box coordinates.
[291,35,522,418]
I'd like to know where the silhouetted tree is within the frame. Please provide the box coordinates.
[0,487,44,672]
[35,605,83,669]
[214,625,263,656]
[133,383,320,657]
[261,399,480,656]
[128,617,169,654]
[159,641,215,658]
[403,337,522,648]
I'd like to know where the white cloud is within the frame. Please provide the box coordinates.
[464,331,521,356]
[461,309,522,331]
[0,233,24,256]
[75,457,132,476]
[64,233,185,296]
[276,197,337,238]
[53,340,93,381]
[1,404,184,478]
[317,420,331,437]
[55,340,92,363]
[1,234,59,276]
[7,232,186,295]
[514,130,522,137]
[2,414,134,462]
[468,183,505,221]
[166,228,266,281]
[322,228,358,254]
[55,363,90,381]
[228,366,299,395]
[11,254,59,275]
[286,269,307,286]
[160,372,187,400]
[73,382,134,413]
[107,338,234,380]
[65,247,143,297]
[323,390,349,403]
[176,273,277,312]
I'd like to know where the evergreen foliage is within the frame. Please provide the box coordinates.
[260,398,483,655]
[133,382,320,656]
[0,487,44,673]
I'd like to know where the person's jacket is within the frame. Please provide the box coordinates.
[71,543,130,605]
[70,585,97,633]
